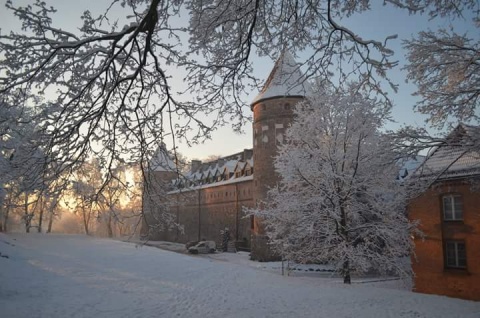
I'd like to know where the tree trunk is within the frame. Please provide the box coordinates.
[3,203,10,232]
[0,205,3,232]
[0,187,5,232]
[339,204,351,284]
[24,193,30,233]
[37,196,44,233]
[343,260,351,284]
[47,211,54,233]
[106,210,113,238]
[46,196,58,233]
[82,204,91,235]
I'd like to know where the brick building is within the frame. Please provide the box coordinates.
[408,124,480,300]
[142,51,311,259]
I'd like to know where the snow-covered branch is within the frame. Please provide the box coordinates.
[404,29,480,127]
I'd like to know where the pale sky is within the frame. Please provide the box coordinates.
[1,1,477,161]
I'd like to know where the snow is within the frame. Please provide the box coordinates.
[413,124,480,179]
[251,51,312,105]
[151,146,177,172]
[1,233,479,318]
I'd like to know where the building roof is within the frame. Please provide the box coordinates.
[397,155,425,181]
[175,149,254,191]
[251,51,312,106]
[150,144,177,172]
[412,124,480,180]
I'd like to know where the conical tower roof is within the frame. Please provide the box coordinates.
[251,51,311,106]
[150,143,177,172]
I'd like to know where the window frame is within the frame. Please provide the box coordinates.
[442,194,464,221]
[444,240,467,269]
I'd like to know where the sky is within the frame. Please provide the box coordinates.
[0,0,478,161]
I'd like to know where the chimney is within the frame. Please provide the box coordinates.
[191,160,202,172]
[243,149,253,161]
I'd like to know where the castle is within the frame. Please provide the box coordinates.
[141,52,480,301]
[142,51,311,260]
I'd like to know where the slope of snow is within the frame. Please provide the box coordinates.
[150,145,177,172]
[251,51,312,105]
[1,233,479,318]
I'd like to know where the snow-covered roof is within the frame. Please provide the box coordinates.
[174,149,254,190]
[150,145,177,172]
[234,161,247,172]
[168,175,254,194]
[412,124,480,180]
[251,51,312,106]
[222,161,237,173]
[397,156,425,181]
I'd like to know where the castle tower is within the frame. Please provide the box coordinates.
[250,51,311,260]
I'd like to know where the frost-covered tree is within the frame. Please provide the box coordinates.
[71,159,104,235]
[1,0,472,171]
[403,4,479,128]
[0,100,53,232]
[251,84,417,284]
[0,0,477,229]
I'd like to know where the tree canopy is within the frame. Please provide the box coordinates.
[250,83,417,283]
[1,0,477,173]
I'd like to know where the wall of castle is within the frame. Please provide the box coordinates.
[145,178,254,248]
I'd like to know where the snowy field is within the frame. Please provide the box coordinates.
[1,234,479,318]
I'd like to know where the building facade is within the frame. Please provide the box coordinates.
[408,124,480,301]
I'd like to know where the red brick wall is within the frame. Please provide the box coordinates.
[409,179,480,300]
[251,96,302,260]
[147,179,254,247]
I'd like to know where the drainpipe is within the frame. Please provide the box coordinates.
[235,183,239,241]
[197,186,201,241]
[175,194,179,242]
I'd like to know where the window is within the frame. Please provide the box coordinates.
[262,125,269,148]
[275,123,284,145]
[442,195,463,220]
[445,241,467,268]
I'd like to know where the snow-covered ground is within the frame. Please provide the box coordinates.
[1,234,479,318]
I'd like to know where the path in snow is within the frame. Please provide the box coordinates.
[0,233,479,318]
